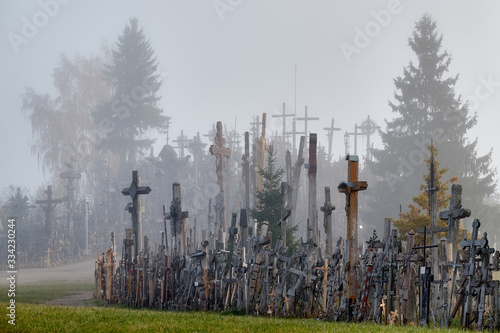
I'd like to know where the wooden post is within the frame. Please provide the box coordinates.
[255,113,267,193]
[122,171,151,257]
[209,121,231,243]
[338,154,368,318]
[308,133,319,244]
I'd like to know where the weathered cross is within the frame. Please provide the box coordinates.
[36,185,64,240]
[323,118,341,163]
[167,182,189,257]
[272,102,294,142]
[337,154,368,318]
[438,184,471,256]
[122,170,151,257]
[320,186,336,258]
[286,118,305,155]
[209,121,231,242]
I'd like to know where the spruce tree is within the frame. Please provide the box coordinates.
[95,18,167,178]
[250,145,297,251]
[368,14,496,229]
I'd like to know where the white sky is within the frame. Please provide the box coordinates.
[1,0,500,194]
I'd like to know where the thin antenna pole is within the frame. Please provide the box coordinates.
[294,65,297,117]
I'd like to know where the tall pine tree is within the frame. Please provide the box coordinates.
[367,14,496,230]
[95,18,167,179]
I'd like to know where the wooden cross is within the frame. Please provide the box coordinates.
[337,154,368,317]
[209,121,231,242]
[320,187,336,257]
[122,170,151,257]
[36,185,64,240]
[249,115,262,141]
[104,248,115,301]
[296,105,319,147]
[272,102,294,142]
[323,118,341,163]
[438,184,471,255]
[268,288,277,317]
[316,259,329,311]
[203,123,216,144]
[167,182,189,257]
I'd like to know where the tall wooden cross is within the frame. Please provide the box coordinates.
[250,115,262,142]
[167,182,189,257]
[209,121,231,243]
[296,106,319,148]
[320,186,336,258]
[122,170,151,257]
[272,102,294,142]
[286,118,305,156]
[337,154,368,318]
[307,133,319,244]
[36,185,64,240]
[323,118,341,163]
[60,160,81,240]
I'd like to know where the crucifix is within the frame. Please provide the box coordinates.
[307,133,319,244]
[323,118,341,163]
[36,185,64,241]
[272,102,294,143]
[60,159,81,241]
[320,186,336,258]
[166,182,189,257]
[296,106,319,148]
[337,154,368,319]
[122,170,151,257]
[209,121,231,243]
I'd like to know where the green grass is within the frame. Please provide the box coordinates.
[0,283,95,304]
[0,302,470,333]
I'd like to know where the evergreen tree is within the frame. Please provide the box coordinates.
[250,145,297,251]
[393,145,459,244]
[95,18,167,178]
[368,14,496,229]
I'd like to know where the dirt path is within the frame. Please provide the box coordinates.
[1,259,97,307]
[0,259,96,287]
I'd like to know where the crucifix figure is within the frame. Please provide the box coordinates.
[209,121,231,243]
[320,186,336,258]
[337,154,368,319]
[36,185,64,241]
[122,170,151,257]
[166,182,189,257]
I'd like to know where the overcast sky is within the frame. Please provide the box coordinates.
[2,0,500,195]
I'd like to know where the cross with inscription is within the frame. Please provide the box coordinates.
[209,121,231,242]
[36,185,64,240]
[122,170,151,257]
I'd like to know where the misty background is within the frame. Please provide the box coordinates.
[1,1,500,248]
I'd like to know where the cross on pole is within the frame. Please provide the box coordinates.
[296,105,319,148]
[323,118,341,163]
[286,118,305,155]
[203,123,217,144]
[337,154,368,319]
[209,121,231,243]
[307,133,319,244]
[122,170,151,257]
[36,185,64,241]
[272,102,294,143]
